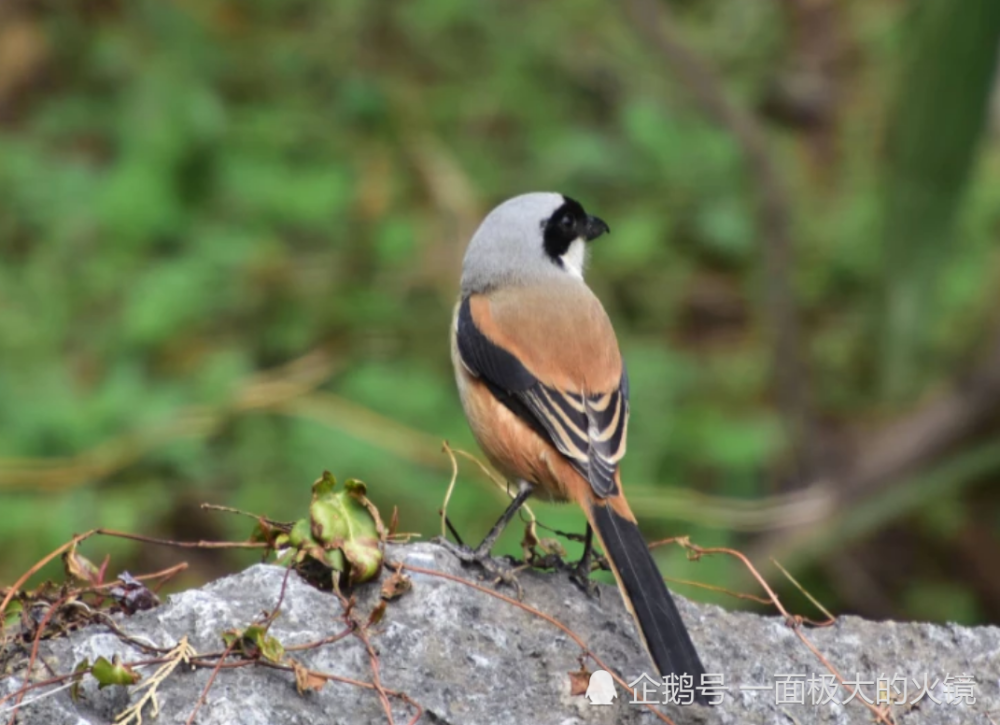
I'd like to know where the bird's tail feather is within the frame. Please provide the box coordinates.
[585,496,708,703]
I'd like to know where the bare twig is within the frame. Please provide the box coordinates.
[260,565,295,630]
[660,540,896,724]
[450,447,506,488]
[284,627,353,652]
[771,557,835,624]
[440,442,460,539]
[438,445,540,547]
[333,589,396,725]
[184,638,235,725]
[251,659,424,724]
[96,529,268,550]
[661,575,774,606]
[199,503,267,520]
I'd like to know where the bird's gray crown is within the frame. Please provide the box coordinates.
[460,192,608,295]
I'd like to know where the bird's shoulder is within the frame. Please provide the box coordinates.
[466,282,622,394]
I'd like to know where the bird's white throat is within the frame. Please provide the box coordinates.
[561,239,587,279]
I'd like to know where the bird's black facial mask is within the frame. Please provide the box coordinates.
[542,196,609,263]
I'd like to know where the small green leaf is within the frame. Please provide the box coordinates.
[70,659,90,701]
[91,656,141,688]
[287,518,312,548]
[223,625,285,662]
[2,600,22,629]
[258,634,285,663]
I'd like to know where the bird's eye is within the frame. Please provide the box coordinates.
[559,214,575,231]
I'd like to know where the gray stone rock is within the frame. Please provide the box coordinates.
[2,542,997,724]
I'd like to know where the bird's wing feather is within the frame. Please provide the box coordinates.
[456,292,628,498]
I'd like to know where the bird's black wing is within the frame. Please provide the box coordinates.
[456,296,627,497]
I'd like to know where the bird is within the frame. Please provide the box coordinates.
[447,191,708,700]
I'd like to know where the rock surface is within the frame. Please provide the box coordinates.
[2,542,998,724]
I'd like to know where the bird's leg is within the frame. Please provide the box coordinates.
[569,523,601,598]
[472,480,533,557]
[435,480,533,597]
[576,524,594,574]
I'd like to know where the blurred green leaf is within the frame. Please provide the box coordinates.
[91,656,141,689]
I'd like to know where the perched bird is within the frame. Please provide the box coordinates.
[448,192,708,698]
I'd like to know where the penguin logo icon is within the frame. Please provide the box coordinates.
[586,670,617,705]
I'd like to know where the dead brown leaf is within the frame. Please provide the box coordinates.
[293,660,327,694]
[568,666,591,697]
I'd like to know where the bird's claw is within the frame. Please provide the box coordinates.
[433,537,524,600]
[522,546,600,599]
[569,562,601,599]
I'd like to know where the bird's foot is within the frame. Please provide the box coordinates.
[522,546,600,599]
[432,537,524,600]
[568,558,601,599]
[524,550,567,571]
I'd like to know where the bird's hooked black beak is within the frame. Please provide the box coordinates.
[584,215,610,242]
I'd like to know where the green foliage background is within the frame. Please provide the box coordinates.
[2,0,1000,626]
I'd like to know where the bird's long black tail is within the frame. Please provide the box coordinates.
[588,498,708,704]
